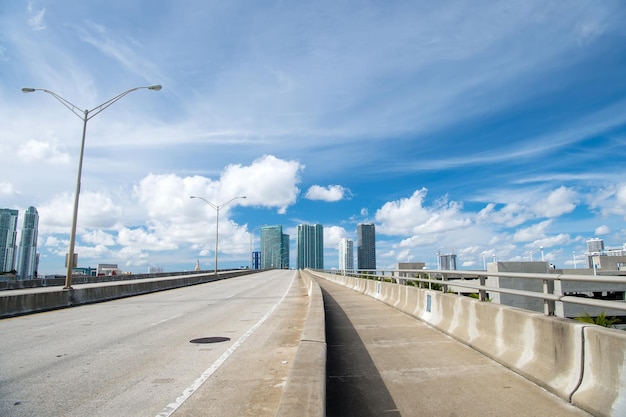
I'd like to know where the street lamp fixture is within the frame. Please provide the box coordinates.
[190,195,247,274]
[22,84,162,289]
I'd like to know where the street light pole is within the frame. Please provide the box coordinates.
[22,85,162,289]
[190,195,246,274]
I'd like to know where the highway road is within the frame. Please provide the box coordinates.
[0,270,306,417]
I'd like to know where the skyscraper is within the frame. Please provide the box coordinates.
[357,223,376,270]
[338,238,354,271]
[260,225,289,269]
[281,233,290,269]
[297,224,324,269]
[17,206,39,279]
[0,208,19,273]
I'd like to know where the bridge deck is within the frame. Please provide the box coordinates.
[317,277,591,417]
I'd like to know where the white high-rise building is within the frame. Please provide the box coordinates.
[586,238,605,254]
[338,238,354,271]
[17,206,39,279]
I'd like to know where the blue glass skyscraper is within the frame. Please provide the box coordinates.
[260,225,289,269]
[0,208,19,273]
[297,224,323,270]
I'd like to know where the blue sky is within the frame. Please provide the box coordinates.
[2,1,626,274]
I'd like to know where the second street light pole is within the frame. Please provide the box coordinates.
[22,85,162,289]
[190,196,247,274]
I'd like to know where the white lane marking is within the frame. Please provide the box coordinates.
[151,314,183,327]
[155,272,295,417]
[226,283,258,299]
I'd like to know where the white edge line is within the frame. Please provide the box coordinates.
[151,314,184,327]
[155,272,296,417]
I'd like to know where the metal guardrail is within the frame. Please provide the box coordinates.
[321,268,626,318]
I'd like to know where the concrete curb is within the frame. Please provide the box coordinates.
[275,270,326,417]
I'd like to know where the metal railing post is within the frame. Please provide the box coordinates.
[479,276,487,301]
[543,279,555,316]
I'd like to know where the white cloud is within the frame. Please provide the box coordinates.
[513,220,552,242]
[376,189,471,236]
[82,230,116,246]
[117,246,150,267]
[0,182,15,195]
[477,202,532,227]
[305,184,349,202]
[591,183,626,219]
[27,4,46,31]
[117,226,178,251]
[595,225,610,235]
[38,191,122,233]
[17,139,70,163]
[532,186,578,217]
[527,234,574,250]
[220,155,303,214]
[134,173,212,221]
[324,225,347,247]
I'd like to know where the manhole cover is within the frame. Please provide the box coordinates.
[189,337,231,344]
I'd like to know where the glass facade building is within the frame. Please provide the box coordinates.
[297,224,324,270]
[0,208,19,273]
[260,225,289,269]
[357,223,376,270]
[17,206,39,279]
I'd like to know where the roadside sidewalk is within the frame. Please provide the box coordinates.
[317,277,591,417]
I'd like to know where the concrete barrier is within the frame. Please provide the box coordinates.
[1,291,71,317]
[275,270,326,417]
[309,270,626,417]
[0,270,255,319]
[572,326,626,417]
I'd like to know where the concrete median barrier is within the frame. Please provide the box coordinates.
[571,326,626,417]
[276,270,326,417]
[0,271,253,319]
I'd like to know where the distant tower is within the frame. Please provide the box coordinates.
[357,223,376,270]
[261,226,289,269]
[17,206,39,279]
[437,251,457,270]
[195,260,201,271]
[586,238,604,254]
[338,238,354,271]
[297,224,324,269]
[0,208,19,273]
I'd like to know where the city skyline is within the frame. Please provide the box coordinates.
[2,2,626,274]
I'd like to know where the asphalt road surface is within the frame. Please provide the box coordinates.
[0,270,306,417]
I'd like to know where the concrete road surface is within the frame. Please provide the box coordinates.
[0,270,306,417]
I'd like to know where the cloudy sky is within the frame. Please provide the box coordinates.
[2,1,626,275]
